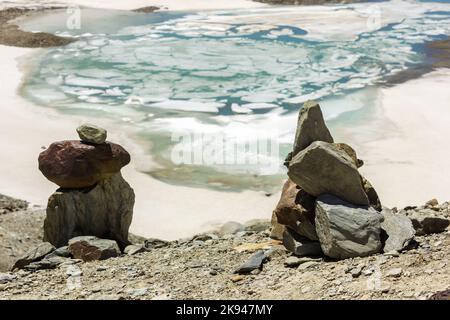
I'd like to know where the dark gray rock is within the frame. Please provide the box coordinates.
[68,236,121,262]
[24,256,67,271]
[291,100,333,157]
[50,246,71,258]
[12,242,55,270]
[44,172,134,249]
[315,194,382,259]
[234,250,267,274]
[381,209,415,252]
[288,141,369,206]
[282,228,322,257]
[406,209,450,235]
[76,124,107,144]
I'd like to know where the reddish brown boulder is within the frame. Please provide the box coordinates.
[38,140,130,189]
[68,236,120,262]
[273,179,318,241]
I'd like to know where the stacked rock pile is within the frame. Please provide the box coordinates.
[271,101,418,259]
[38,124,135,249]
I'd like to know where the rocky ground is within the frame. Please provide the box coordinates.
[0,196,43,272]
[0,194,449,300]
[0,6,75,47]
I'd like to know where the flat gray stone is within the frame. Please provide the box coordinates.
[315,194,382,259]
[381,209,415,252]
[76,123,107,144]
[45,246,71,259]
[234,250,267,274]
[24,256,67,271]
[12,242,56,270]
[288,141,369,206]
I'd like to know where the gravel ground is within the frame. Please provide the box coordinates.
[0,198,449,300]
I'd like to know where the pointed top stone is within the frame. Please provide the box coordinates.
[292,100,333,157]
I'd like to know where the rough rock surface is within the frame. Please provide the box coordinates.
[234,250,267,274]
[362,176,382,211]
[288,141,369,206]
[282,228,322,257]
[23,256,69,271]
[0,208,45,272]
[335,143,363,168]
[0,194,28,215]
[12,242,55,270]
[291,100,333,157]
[315,194,382,259]
[270,212,285,240]
[38,140,130,189]
[273,179,317,241]
[405,209,450,236]
[76,124,107,144]
[381,209,415,252]
[44,172,134,248]
[68,236,121,262]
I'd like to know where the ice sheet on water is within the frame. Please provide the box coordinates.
[149,100,224,113]
[23,0,450,187]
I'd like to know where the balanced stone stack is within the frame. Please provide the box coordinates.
[272,101,415,259]
[38,124,135,249]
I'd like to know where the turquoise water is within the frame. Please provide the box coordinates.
[21,1,450,192]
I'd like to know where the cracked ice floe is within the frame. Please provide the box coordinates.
[148,100,224,113]
[22,0,450,186]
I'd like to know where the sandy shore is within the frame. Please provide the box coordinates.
[1,0,450,239]
[3,0,266,11]
[356,69,450,208]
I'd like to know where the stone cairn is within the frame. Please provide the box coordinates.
[271,101,416,259]
[38,124,135,250]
